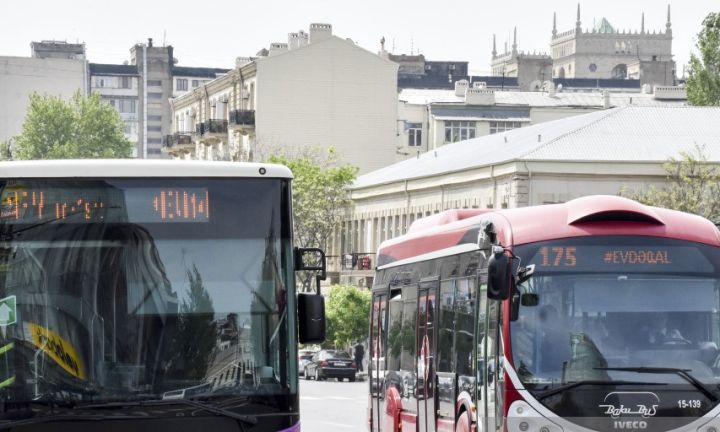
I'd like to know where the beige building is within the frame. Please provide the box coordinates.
[167,23,399,174]
[0,41,87,145]
[396,81,687,156]
[332,106,720,284]
[491,5,675,90]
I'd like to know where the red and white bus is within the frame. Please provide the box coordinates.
[368,195,720,432]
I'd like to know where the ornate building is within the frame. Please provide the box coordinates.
[491,5,675,90]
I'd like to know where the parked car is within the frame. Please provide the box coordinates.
[304,349,356,382]
[298,350,315,376]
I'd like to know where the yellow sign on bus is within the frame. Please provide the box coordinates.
[28,323,86,380]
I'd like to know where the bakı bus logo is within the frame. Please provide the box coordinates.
[599,391,659,419]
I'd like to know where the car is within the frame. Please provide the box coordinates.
[304,349,356,382]
[298,350,315,376]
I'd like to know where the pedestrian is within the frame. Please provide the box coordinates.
[353,341,365,372]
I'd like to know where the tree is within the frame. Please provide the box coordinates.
[165,265,217,383]
[324,284,371,349]
[268,147,357,292]
[687,12,720,106]
[621,145,720,222]
[13,91,133,159]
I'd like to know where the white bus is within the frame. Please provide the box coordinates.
[0,160,325,432]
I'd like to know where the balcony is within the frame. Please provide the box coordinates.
[162,133,194,153]
[199,119,228,144]
[228,110,255,134]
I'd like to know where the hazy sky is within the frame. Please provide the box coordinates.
[1,0,716,76]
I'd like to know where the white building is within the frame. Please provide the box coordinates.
[333,106,720,284]
[167,23,399,174]
[490,5,675,91]
[0,41,87,145]
[396,81,687,155]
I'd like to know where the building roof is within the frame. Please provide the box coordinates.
[89,63,139,76]
[353,106,720,189]
[172,66,230,78]
[398,75,518,90]
[595,17,615,33]
[399,88,686,107]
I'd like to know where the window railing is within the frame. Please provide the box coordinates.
[229,110,256,126]
[163,133,193,148]
[203,119,228,134]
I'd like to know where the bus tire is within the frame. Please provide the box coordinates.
[455,409,471,432]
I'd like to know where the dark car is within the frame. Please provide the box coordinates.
[298,350,315,376]
[304,349,356,382]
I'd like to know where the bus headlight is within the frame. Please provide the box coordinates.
[507,400,563,432]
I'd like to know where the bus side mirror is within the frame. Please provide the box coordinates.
[487,247,511,301]
[295,247,327,295]
[298,293,326,344]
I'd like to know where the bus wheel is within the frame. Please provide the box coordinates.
[455,410,471,432]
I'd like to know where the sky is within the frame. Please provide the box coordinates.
[0,0,716,76]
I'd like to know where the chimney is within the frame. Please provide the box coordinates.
[268,42,288,56]
[309,23,332,44]
[148,38,153,48]
[454,80,469,97]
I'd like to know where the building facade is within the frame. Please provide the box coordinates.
[332,106,720,285]
[167,24,399,174]
[89,39,228,158]
[0,41,88,145]
[491,5,675,90]
[396,80,687,156]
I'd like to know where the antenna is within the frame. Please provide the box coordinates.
[163,30,167,46]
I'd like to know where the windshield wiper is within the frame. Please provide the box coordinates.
[595,367,718,402]
[79,399,257,430]
[536,380,662,401]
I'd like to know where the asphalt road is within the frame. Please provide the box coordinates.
[299,375,368,431]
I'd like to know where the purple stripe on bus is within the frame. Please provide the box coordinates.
[277,422,300,432]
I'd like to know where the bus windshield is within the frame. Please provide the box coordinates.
[511,237,720,399]
[0,178,295,405]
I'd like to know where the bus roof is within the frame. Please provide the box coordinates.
[377,195,720,268]
[0,159,293,179]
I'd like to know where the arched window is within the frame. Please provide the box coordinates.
[611,64,628,79]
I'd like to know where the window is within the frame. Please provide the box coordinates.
[147,115,162,121]
[118,99,136,114]
[148,126,162,132]
[147,80,162,87]
[176,79,188,91]
[147,138,162,144]
[192,80,200,88]
[489,121,521,134]
[147,148,162,155]
[444,121,476,143]
[95,77,110,88]
[120,76,131,89]
[407,123,422,147]
[148,92,163,99]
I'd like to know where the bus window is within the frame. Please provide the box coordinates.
[437,279,456,372]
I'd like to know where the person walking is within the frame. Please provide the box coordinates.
[353,342,365,372]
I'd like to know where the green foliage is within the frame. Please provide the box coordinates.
[324,284,371,349]
[268,147,357,291]
[621,145,720,221]
[687,12,720,106]
[14,91,133,159]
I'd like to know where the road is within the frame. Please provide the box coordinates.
[299,376,368,431]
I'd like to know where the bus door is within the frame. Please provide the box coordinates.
[417,278,438,432]
[482,298,502,432]
[370,292,388,432]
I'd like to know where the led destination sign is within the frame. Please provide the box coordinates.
[529,245,713,273]
[0,186,210,224]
